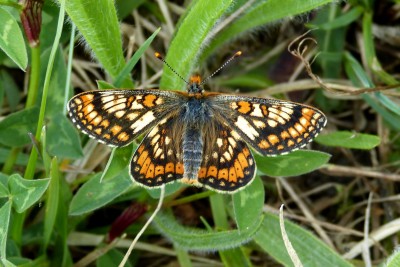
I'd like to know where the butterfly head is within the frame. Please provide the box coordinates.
[188,75,204,95]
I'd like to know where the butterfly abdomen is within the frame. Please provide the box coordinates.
[182,128,203,181]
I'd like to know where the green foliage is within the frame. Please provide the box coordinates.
[316,131,381,149]
[0,0,397,266]
[0,7,27,70]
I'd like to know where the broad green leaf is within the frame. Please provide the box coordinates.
[386,249,400,267]
[0,7,28,70]
[219,247,252,267]
[153,211,263,251]
[316,131,380,149]
[0,180,9,198]
[0,107,39,147]
[145,182,185,199]
[233,175,264,231]
[254,213,353,267]
[0,201,12,259]
[160,0,233,90]
[47,113,83,159]
[0,69,20,112]
[69,171,132,215]
[100,145,134,182]
[255,150,331,177]
[200,0,333,61]
[43,158,60,250]
[8,174,50,213]
[63,0,133,87]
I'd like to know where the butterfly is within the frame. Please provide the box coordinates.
[68,52,327,193]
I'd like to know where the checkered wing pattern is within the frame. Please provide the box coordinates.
[130,115,184,188]
[209,94,327,156]
[67,89,181,147]
[195,122,256,192]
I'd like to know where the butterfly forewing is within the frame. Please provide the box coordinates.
[193,122,256,193]
[208,94,327,156]
[67,89,182,147]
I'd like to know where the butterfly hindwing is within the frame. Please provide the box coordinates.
[194,122,256,193]
[67,89,182,147]
[130,116,184,188]
[208,94,327,156]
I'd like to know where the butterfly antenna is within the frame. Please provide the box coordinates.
[155,52,189,85]
[200,51,242,86]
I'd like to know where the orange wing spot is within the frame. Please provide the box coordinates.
[237,101,252,114]
[137,150,149,166]
[302,108,314,117]
[126,96,135,108]
[118,132,129,142]
[277,145,284,150]
[176,163,184,174]
[140,157,151,175]
[259,139,270,149]
[86,125,93,130]
[190,75,201,84]
[304,133,310,138]
[103,134,111,140]
[261,105,268,116]
[243,147,251,156]
[289,127,299,138]
[288,140,295,147]
[100,119,110,128]
[155,166,164,176]
[143,94,157,108]
[166,162,174,173]
[146,163,155,179]
[237,153,249,168]
[268,134,280,145]
[281,131,290,140]
[207,166,218,177]
[77,112,83,119]
[297,137,303,143]
[137,144,145,154]
[91,115,102,126]
[110,125,122,136]
[81,119,87,125]
[198,167,207,178]
[299,116,311,127]
[81,94,94,103]
[229,167,237,182]
[308,126,315,132]
[218,168,229,180]
[94,128,102,135]
[234,160,244,178]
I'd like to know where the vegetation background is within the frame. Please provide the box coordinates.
[0,0,399,266]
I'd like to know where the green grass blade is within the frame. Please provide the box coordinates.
[43,157,60,250]
[160,0,233,90]
[63,0,132,87]
[201,0,333,61]
[113,28,160,87]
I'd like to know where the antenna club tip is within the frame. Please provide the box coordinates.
[235,51,242,57]
[155,52,162,59]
